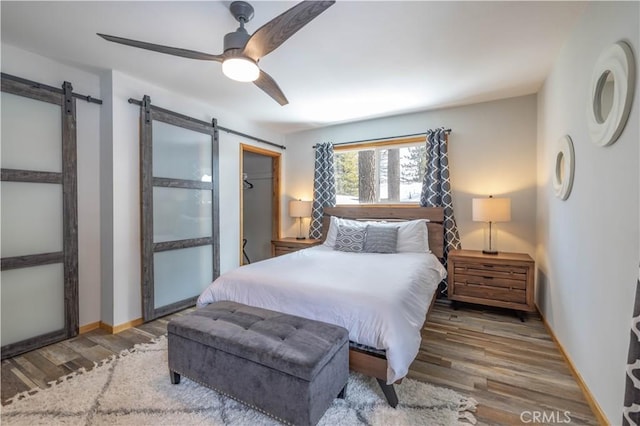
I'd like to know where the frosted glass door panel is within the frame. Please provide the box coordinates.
[1,92,62,172]
[1,182,63,257]
[153,187,212,242]
[1,263,65,346]
[153,121,212,182]
[153,245,213,309]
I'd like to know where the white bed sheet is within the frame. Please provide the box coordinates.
[197,245,447,383]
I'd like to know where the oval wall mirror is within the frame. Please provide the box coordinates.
[587,41,636,147]
[553,135,575,201]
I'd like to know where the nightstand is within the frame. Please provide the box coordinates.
[447,249,535,320]
[271,238,322,257]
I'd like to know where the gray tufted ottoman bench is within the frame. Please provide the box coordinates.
[167,301,349,426]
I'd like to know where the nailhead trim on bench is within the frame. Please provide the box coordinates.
[170,369,293,426]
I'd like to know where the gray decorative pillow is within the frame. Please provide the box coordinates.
[334,225,367,252]
[363,225,398,253]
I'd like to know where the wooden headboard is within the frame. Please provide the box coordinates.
[321,206,445,259]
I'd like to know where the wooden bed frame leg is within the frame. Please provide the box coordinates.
[376,378,398,408]
[170,370,181,384]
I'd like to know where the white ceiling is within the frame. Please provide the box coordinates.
[1,1,585,134]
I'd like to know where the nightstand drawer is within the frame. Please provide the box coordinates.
[274,246,297,256]
[271,238,322,257]
[454,263,527,281]
[454,273,526,290]
[454,282,526,304]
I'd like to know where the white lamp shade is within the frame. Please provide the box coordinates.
[289,200,312,218]
[472,197,511,222]
[222,57,260,82]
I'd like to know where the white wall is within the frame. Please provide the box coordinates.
[536,2,639,422]
[103,71,285,326]
[99,70,114,326]
[284,95,538,256]
[1,44,103,327]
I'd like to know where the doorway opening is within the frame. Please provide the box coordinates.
[240,144,281,265]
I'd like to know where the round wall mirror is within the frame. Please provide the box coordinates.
[587,41,636,147]
[595,70,615,124]
[556,151,565,182]
[553,135,574,201]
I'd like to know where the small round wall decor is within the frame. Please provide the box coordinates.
[553,135,575,200]
[587,40,636,147]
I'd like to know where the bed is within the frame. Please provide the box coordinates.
[197,206,446,406]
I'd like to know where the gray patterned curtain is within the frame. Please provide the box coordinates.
[623,264,640,426]
[420,128,461,296]
[309,143,336,239]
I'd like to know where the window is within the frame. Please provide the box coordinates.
[335,137,426,204]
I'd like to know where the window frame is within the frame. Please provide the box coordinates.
[334,136,426,207]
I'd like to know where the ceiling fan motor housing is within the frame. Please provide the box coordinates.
[224,28,250,52]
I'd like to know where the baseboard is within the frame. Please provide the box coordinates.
[97,318,144,335]
[79,321,101,334]
[536,305,608,425]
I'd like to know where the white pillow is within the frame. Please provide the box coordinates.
[324,216,366,248]
[324,216,429,253]
[395,219,430,253]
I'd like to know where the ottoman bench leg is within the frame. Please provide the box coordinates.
[170,370,181,385]
[337,385,347,399]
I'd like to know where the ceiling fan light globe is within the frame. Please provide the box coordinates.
[222,57,260,82]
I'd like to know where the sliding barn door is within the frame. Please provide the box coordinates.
[0,78,78,359]
[139,96,220,321]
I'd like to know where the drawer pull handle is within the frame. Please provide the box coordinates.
[482,276,493,280]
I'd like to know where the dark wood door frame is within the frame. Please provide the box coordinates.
[239,144,281,266]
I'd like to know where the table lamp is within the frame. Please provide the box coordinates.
[472,196,511,254]
[289,200,312,240]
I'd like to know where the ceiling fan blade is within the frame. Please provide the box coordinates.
[242,1,335,61]
[97,33,224,62]
[254,70,288,106]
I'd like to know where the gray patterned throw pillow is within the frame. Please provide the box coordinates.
[334,225,366,252]
[363,225,398,253]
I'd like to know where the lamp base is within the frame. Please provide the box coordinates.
[483,222,499,255]
[295,217,307,240]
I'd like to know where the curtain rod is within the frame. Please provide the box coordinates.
[127,98,286,151]
[311,129,451,149]
[1,72,103,105]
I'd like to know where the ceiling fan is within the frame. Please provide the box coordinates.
[97,1,335,106]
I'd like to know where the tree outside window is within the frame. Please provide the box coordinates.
[334,140,426,205]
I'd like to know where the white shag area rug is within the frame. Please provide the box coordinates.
[2,337,477,425]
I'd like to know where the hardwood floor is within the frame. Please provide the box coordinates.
[1,303,598,425]
[1,310,189,405]
[410,302,598,425]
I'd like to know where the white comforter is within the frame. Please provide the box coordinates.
[197,245,447,383]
